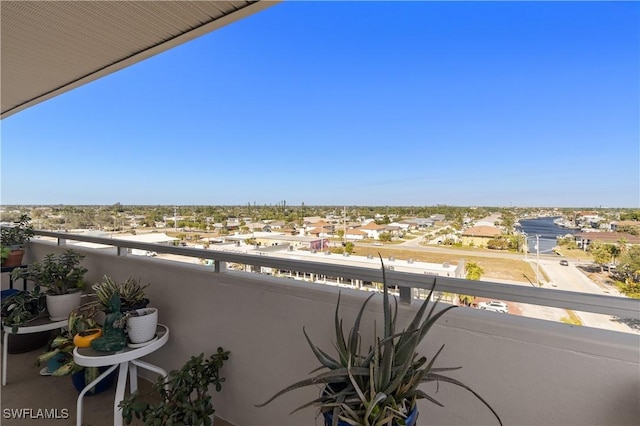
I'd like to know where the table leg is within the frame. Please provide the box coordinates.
[112,361,129,426]
[128,362,138,393]
[130,359,168,390]
[2,330,8,386]
[75,363,120,426]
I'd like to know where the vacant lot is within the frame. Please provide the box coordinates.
[352,246,535,283]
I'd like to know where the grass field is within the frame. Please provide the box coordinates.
[352,246,535,283]
[162,230,540,283]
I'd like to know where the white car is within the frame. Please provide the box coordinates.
[478,301,509,313]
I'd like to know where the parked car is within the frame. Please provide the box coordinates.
[478,301,509,313]
[559,260,569,266]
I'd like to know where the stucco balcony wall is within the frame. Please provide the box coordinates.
[25,242,640,426]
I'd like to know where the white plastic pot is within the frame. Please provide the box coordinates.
[46,291,82,321]
[126,308,158,344]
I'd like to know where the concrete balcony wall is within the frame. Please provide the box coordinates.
[26,242,640,426]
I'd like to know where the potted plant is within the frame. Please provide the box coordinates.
[1,289,47,333]
[0,214,34,267]
[90,276,154,345]
[125,308,158,345]
[256,257,502,426]
[119,347,230,426]
[1,288,51,353]
[36,302,116,395]
[13,250,87,320]
[91,275,150,313]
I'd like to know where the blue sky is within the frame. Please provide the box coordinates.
[1,1,638,207]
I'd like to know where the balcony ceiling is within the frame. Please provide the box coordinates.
[0,0,276,119]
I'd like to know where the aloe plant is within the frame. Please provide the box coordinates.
[257,256,502,426]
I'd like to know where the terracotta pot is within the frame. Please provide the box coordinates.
[1,249,24,267]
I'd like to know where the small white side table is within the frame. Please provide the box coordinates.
[73,324,169,426]
[2,317,68,385]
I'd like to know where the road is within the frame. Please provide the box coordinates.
[362,239,637,333]
[537,258,635,333]
[160,239,636,334]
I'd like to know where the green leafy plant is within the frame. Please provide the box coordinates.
[256,256,502,426]
[36,302,103,381]
[0,214,34,248]
[119,347,230,426]
[12,250,87,295]
[92,275,150,312]
[1,289,47,333]
[1,247,12,261]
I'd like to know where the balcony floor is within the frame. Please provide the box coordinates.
[1,345,233,426]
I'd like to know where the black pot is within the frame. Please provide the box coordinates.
[6,331,52,354]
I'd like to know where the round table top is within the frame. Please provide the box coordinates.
[73,324,169,367]
[3,316,68,335]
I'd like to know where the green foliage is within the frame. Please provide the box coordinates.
[0,214,34,248]
[619,211,640,221]
[616,279,640,299]
[120,348,230,426]
[379,232,392,242]
[557,237,578,250]
[344,242,355,254]
[35,302,103,379]
[486,238,509,251]
[588,241,611,270]
[1,247,11,261]
[1,290,47,333]
[457,294,475,307]
[616,225,639,236]
[465,262,484,281]
[256,257,501,426]
[92,275,149,310]
[613,246,640,298]
[12,250,87,295]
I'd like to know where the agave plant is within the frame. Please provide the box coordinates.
[257,256,502,426]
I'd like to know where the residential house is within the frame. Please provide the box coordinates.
[345,228,367,241]
[400,218,434,229]
[359,221,387,239]
[574,232,640,251]
[461,226,502,247]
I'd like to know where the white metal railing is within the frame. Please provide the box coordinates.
[32,230,640,321]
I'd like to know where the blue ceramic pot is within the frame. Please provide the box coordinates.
[71,367,117,396]
[323,404,418,426]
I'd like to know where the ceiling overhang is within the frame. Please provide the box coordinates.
[1,1,278,119]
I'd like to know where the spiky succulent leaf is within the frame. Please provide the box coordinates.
[257,258,502,426]
[348,292,376,361]
[303,327,341,370]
